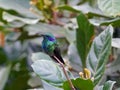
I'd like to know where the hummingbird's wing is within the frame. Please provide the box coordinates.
[51,47,65,64]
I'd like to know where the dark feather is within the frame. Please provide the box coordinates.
[51,47,65,64]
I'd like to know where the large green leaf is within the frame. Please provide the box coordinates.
[76,13,94,68]
[98,0,120,17]
[86,25,113,85]
[31,60,73,87]
[63,78,94,90]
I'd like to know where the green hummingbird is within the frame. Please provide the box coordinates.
[41,33,65,64]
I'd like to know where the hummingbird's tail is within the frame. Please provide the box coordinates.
[51,55,65,64]
[51,47,65,64]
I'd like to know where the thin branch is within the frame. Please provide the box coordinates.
[52,10,65,26]
[53,56,76,90]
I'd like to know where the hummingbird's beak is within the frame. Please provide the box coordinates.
[40,34,43,36]
[36,33,44,37]
[40,34,45,37]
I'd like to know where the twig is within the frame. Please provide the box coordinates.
[52,10,65,26]
[53,56,76,90]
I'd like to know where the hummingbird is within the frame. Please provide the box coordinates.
[41,33,65,64]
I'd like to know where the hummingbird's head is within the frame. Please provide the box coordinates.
[41,33,56,41]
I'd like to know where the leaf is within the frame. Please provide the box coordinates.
[87,12,112,19]
[67,43,82,73]
[0,0,38,18]
[65,29,76,43]
[64,18,77,43]
[89,18,120,27]
[3,12,39,24]
[28,76,42,87]
[86,25,113,85]
[0,64,11,90]
[5,32,20,41]
[76,13,94,68]
[98,0,120,17]
[24,23,66,37]
[95,81,115,90]
[57,5,80,13]
[4,41,23,60]
[31,52,52,62]
[112,38,120,48]
[8,21,25,28]
[103,81,115,90]
[63,78,94,90]
[31,60,73,87]
[42,80,63,90]
[100,18,120,26]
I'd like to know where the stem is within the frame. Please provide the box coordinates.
[53,56,76,90]
[64,0,68,5]
[52,10,65,26]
